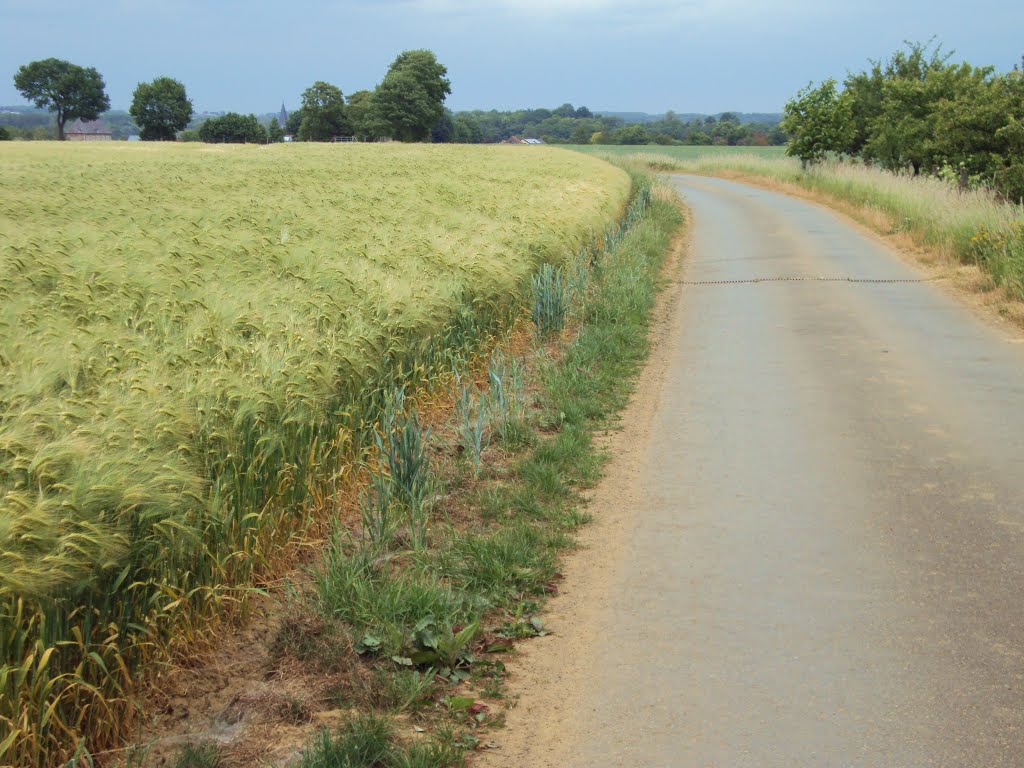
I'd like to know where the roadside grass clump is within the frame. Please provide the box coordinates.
[373,668,438,713]
[432,524,557,604]
[300,714,465,768]
[292,169,683,765]
[174,743,222,768]
[615,148,1024,302]
[298,715,391,768]
[0,142,630,766]
[314,540,482,660]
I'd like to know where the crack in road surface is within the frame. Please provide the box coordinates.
[681,275,943,285]
[479,175,1024,768]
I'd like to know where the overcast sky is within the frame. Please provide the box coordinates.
[1,0,1021,115]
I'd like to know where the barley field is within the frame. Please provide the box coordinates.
[0,142,630,764]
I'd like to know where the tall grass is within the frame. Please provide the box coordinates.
[0,142,631,765]
[621,150,1024,300]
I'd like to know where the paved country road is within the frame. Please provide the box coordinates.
[480,175,1024,768]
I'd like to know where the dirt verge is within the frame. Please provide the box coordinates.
[472,201,692,767]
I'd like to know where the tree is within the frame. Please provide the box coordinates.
[856,42,955,173]
[570,122,592,144]
[452,115,483,144]
[375,49,452,142]
[285,107,304,137]
[431,108,454,143]
[129,77,192,141]
[268,117,285,143]
[198,113,266,144]
[840,39,952,165]
[298,81,348,141]
[613,124,650,145]
[347,90,390,141]
[13,58,110,140]
[710,114,751,145]
[0,126,10,141]
[781,79,853,166]
[931,68,1024,198]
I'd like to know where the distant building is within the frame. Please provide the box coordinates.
[67,119,112,141]
[279,102,288,128]
[501,136,544,145]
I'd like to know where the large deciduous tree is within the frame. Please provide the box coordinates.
[298,81,348,141]
[130,77,193,141]
[13,58,110,140]
[375,49,452,142]
[346,90,390,141]
[782,78,853,167]
[931,68,1024,198]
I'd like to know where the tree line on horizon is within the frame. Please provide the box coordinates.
[3,53,784,146]
[4,50,452,144]
[435,106,785,146]
[782,41,1024,200]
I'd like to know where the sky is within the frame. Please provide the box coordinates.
[1,0,1021,116]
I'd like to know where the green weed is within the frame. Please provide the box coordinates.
[174,743,221,768]
[298,715,393,768]
[315,539,480,659]
[374,668,437,712]
[435,524,556,605]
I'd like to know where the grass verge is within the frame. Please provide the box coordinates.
[250,170,683,766]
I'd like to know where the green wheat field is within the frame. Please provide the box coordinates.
[0,142,629,764]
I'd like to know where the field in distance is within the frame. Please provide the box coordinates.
[569,143,786,161]
[0,142,629,763]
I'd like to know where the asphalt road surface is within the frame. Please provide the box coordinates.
[486,175,1024,768]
